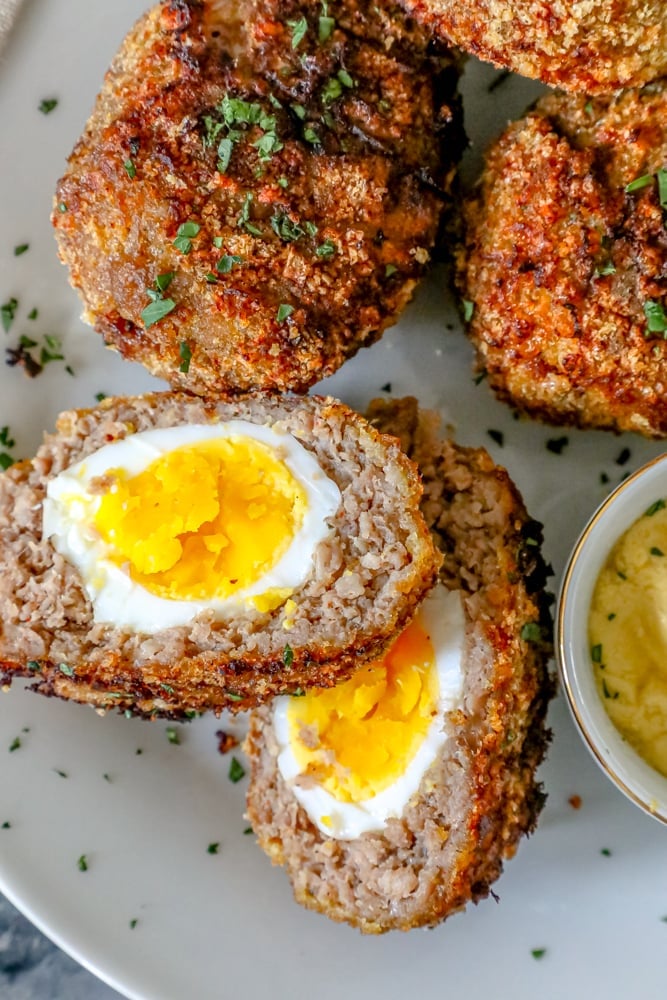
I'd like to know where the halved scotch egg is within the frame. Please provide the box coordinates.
[245,398,554,933]
[0,393,439,717]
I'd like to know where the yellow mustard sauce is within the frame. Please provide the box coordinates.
[588,498,667,779]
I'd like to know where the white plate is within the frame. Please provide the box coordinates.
[1,3,666,999]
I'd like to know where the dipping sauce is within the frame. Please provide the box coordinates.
[588,497,667,779]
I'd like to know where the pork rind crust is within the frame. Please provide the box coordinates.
[52,0,463,396]
[398,0,667,94]
[0,394,438,718]
[458,82,667,438]
[245,398,553,933]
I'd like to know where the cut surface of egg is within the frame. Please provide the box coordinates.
[273,584,466,840]
[42,421,341,633]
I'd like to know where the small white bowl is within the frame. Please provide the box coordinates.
[557,452,667,824]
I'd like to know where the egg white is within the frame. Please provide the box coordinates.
[273,584,466,840]
[42,420,341,633]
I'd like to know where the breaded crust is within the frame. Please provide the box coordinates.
[245,397,553,933]
[0,393,439,718]
[52,0,463,396]
[458,82,667,438]
[397,0,667,93]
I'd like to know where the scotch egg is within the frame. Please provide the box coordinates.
[272,584,465,839]
[42,421,341,633]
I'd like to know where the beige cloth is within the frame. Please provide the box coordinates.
[0,0,23,52]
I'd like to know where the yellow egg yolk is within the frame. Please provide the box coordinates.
[589,499,667,779]
[93,437,306,605]
[287,617,438,802]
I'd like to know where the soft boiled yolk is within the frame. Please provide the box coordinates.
[93,437,306,604]
[589,499,667,779]
[287,617,438,802]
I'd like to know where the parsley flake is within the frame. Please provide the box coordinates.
[228,757,246,783]
[271,210,304,242]
[8,737,21,753]
[141,274,176,328]
[215,253,242,274]
[237,192,262,236]
[651,546,664,557]
[2,822,11,829]
[546,436,569,455]
[531,948,547,960]
[591,643,603,663]
[487,429,504,447]
[13,244,29,256]
[288,16,308,48]
[625,174,654,193]
[645,499,666,517]
[166,726,181,745]
[123,159,136,180]
[521,622,542,643]
[207,842,220,854]
[1,297,18,333]
[77,854,89,872]
[129,918,139,930]
[173,220,201,254]
[39,98,58,114]
[644,299,667,335]
[179,340,192,374]
[462,299,474,323]
[316,238,336,258]
[59,663,75,677]
[283,643,294,668]
[276,303,294,323]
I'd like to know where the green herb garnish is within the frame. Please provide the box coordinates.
[645,499,666,517]
[13,244,29,256]
[625,174,654,193]
[288,16,308,48]
[228,757,246,783]
[316,239,336,258]
[531,948,547,960]
[591,643,603,663]
[487,429,504,447]
[546,436,569,455]
[462,299,474,323]
[59,663,75,677]
[520,622,542,643]
[77,854,89,872]
[8,737,20,752]
[39,98,58,114]
[651,546,664,557]
[123,159,136,180]
[173,220,201,254]
[1,297,18,333]
[644,299,667,335]
[283,643,294,668]
[276,303,294,323]
[141,274,176,328]
[207,842,220,854]
[270,210,305,242]
[179,340,192,373]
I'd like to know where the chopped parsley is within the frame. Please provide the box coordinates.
[288,16,308,48]
[487,429,504,447]
[316,238,336,258]
[243,826,253,835]
[650,546,664,557]
[166,726,181,745]
[531,948,547,960]
[204,95,282,173]
[591,643,603,663]
[77,854,89,872]
[337,68,354,89]
[303,126,320,145]
[462,299,474,323]
[277,176,289,189]
[141,274,176,328]
[385,263,398,278]
[270,210,305,242]
[216,252,243,274]
[593,260,615,278]
[644,299,667,336]
[600,847,612,857]
[8,737,21,753]
[658,168,667,211]
[283,643,294,668]
[625,173,654,194]
[1,297,18,333]
[123,159,136,180]
[228,756,246,783]
[318,14,335,42]
[129,918,139,930]
[1,822,10,829]
[27,308,38,320]
[53,768,68,779]
[520,622,542,643]
[615,447,631,466]
[173,220,201,254]
[601,679,619,700]
[276,303,294,323]
[207,842,220,854]
[321,77,343,104]
[27,660,41,671]
[59,663,75,677]
[645,498,666,517]
[13,244,29,256]
[607,612,616,621]
[237,192,262,236]
[179,340,192,373]
[38,98,58,114]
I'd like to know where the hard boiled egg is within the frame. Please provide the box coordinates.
[273,584,465,839]
[42,420,341,633]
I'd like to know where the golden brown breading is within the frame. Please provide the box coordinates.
[245,398,553,933]
[397,0,667,94]
[52,0,463,396]
[458,82,667,438]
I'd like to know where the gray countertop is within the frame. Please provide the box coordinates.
[0,895,119,999]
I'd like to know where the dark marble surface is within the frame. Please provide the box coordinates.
[0,895,119,999]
